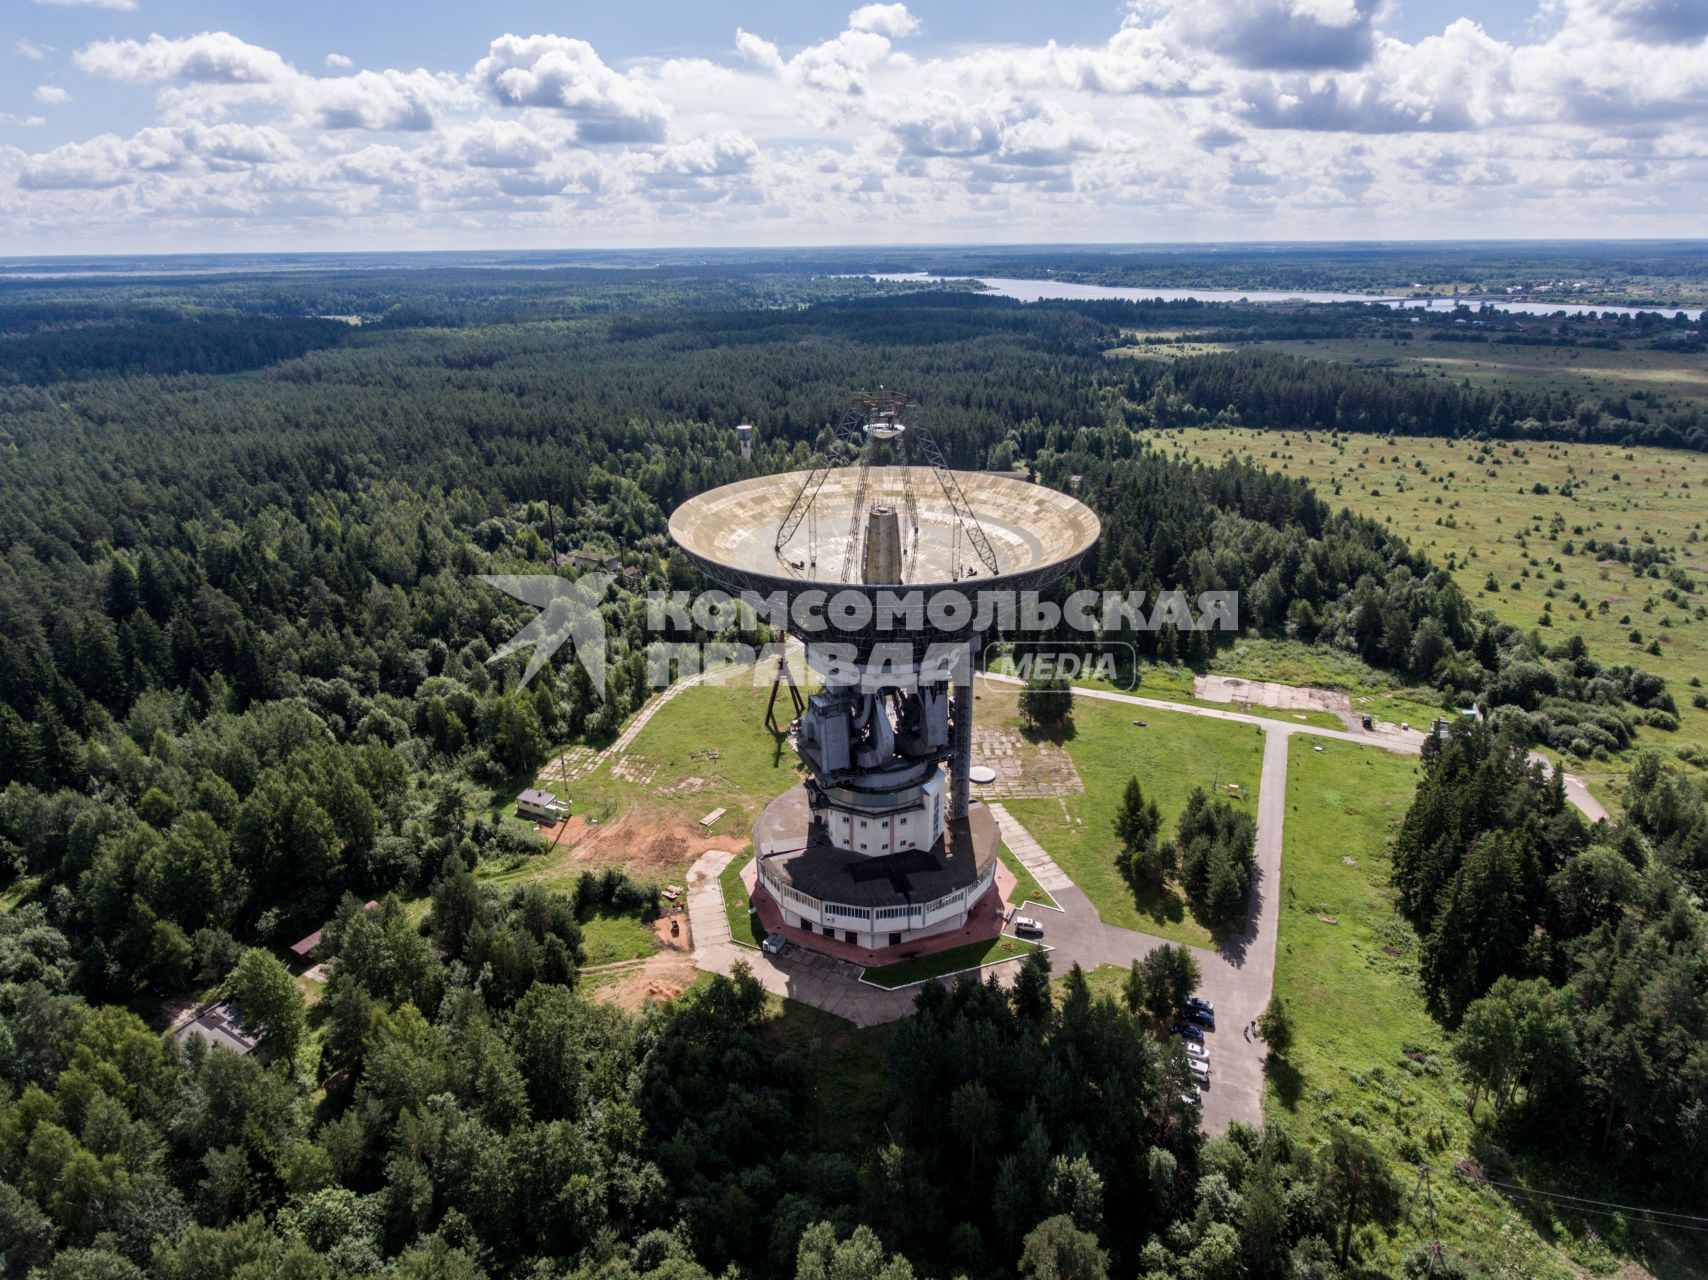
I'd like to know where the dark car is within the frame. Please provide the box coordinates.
[1186,1006,1215,1029]
[1173,1022,1205,1042]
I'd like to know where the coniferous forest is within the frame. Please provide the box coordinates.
[1,260,1704,1279]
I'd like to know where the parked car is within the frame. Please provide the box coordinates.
[1186,1006,1215,1029]
[1188,1058,1210,1082]
[1185,1042,1209,1061]
[1013,916,1044,937]
[1174,1022,1204,1042]
[1187,995,1213,1016]
[1180,1088,1202,1107]
[761,933,788,956]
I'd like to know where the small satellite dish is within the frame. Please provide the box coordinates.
[969,765,997,784]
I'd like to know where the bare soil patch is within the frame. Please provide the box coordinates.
[556,812,730,879]
[589,952,700,1012]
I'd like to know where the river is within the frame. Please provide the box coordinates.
[867,272,1704,321]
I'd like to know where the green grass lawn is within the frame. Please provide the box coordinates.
[720,852,764,948]
[1168,428,1708,800]
[1186,637,1450,732]
[1001,691,1265,949]
[578,908,660,967]
[565,674,805,831]
[999,842,1061,911]
[987,654,1350,732]
[1270,736,1707,1279]
[476,670,807,892]
[860,935,1043,989]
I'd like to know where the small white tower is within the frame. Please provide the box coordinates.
[736,423,753,461]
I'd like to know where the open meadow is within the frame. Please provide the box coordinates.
[1263,334,1708,414]
[1271,737,1707,1279]
[1163,427,1708,803]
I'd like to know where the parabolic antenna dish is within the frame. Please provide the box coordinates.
[669,466,1099,599]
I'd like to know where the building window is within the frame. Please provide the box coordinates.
[888,932,902,946]
[800,920,813,933]
[844,930,857,944]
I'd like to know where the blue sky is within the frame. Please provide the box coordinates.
[4,0,1705,252]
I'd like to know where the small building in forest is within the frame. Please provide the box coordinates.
[517,788,569,823]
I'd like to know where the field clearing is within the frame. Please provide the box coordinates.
[478,674,805,892]
[579,909,662,967]
[1106,332,1235,361]
[1264,335,1708,410]
[1133,645,1448,732]
[998,685,1265,949]
[1165,428,1708,795]
[1271,738,1706,1279]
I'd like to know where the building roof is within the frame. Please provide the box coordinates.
[517,788,559,807]
[174,1001,258,1056]
[289,929,323,958]
[755,784,998,908]
[289,899,380,958]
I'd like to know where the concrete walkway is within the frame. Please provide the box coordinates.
[987,802,1075,896]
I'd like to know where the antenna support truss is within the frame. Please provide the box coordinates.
[773,393,1000,581]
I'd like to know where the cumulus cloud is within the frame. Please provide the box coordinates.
[34,85,72,105]
[75,32,294,84]
[1234,19,1516,132]
[10,5,1708,245]
[734,29,784,72]
[34,0,138,9]
[637,130,760,190]
[473,34,667,141]
[20,122,293,189]
[885,91,1117,167]
[848,4,920,38]
[300,69,458,131]
[1151,0,1386,71]
[1573,0,1708,44]
[734,13,909,99]
[445,117,556,169]
[17,39,49,60]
